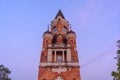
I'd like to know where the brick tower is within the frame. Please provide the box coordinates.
[38,10,81,80]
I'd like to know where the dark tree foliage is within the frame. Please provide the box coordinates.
[0,64,11,80]
[111,40,120,80]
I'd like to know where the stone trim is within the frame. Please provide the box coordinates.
[40,62,80,67]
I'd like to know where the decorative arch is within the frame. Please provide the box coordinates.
[52,26,57,32]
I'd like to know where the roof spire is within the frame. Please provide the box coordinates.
[55,10,65,19]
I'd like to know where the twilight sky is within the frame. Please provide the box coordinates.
[0,0,120,80]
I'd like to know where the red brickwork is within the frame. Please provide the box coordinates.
[38,10,81,80]
[38,68,80,80]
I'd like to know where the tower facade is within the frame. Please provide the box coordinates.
[38,10,81,80]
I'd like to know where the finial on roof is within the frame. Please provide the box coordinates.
[47,27,49,31]
[47,24,49,31]
[69,24,72,30]
[67,24,75,34]
[55,9,65,19]
[43,24,52,35]
[70,27,72,31]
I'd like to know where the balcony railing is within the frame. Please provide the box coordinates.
[39,62,80,68]
[48,44,70,48]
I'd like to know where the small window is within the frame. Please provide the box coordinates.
[52,51,54,54]
[56,51,63,62]
[58,18,61,20]
[62,27,66,32]
[58,56,62,62]
[63,38,67,44]
[52,36,57,44]
[53,26,57,32]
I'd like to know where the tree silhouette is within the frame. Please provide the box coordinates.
[112,40,120,80]
[0,64,11,80]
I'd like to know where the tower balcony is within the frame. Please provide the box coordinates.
[48,44,70,48]
[39,62,80,68]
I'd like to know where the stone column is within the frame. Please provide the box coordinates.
[47,49,52,62]
[62,51,64,62]
[67,49,71,62]
[55,51,56,62]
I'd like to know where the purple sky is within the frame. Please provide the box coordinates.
[0,0,120,80]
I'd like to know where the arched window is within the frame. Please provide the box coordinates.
[63,38,67,44]
[62,26,66,32]
[52,36,57,44]
[56,51,62,62]
[58,18,61,20]
[53,26,57,32]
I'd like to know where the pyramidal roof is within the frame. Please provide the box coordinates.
[55,10,65,19]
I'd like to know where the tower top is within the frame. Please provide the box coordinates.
[38,10,81,80]
[55,10,65,19]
